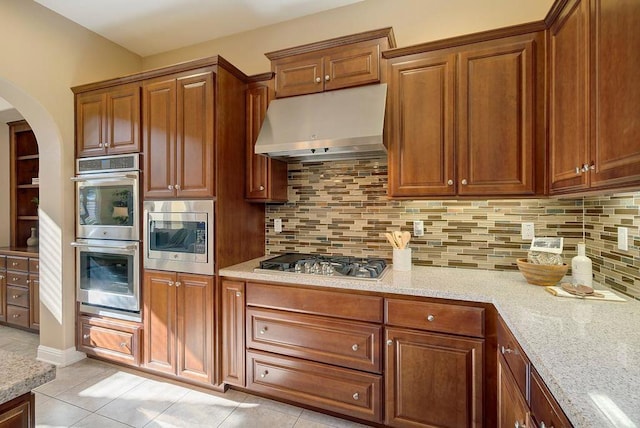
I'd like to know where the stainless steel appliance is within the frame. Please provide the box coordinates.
[257,253,388,280]
[143,200,214,275]
[73,154,140,241]
[72,239,141,321]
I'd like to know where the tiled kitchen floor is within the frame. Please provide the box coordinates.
[0,325,371,428]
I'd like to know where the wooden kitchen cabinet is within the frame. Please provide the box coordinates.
[498,355,530,428]
[0,255,5,323]
[77,314,142,367]
[2,253,39,332]
[0,392,34,428]
[142,70,215,199]
[144,270,214,385]
[385,28,546,198]
[75,83,141,158]
[220,279,245,387]
[245,78,288,202]
[266,28,395,98]
[384,299,485,428]
[549,0,640,194]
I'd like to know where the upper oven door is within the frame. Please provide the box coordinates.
[74,171,139,241]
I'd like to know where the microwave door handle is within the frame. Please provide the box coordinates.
[71,242,137,251]
[71,173,138,182]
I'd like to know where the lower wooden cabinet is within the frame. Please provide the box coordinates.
[498,355,529,428]
[77,314,142,366]
[0,392,34,428]
[221,279,245,387]
[385,327,484,428]
[2,253,39,332]
[143,270,214,385]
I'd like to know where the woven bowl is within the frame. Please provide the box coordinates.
[516,258,568,286]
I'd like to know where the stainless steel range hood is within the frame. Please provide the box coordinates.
[254,83,387,162]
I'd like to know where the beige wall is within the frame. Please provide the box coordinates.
[143,0,554,74]
[0,0,141,361]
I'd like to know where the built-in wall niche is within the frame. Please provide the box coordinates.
[9,120,39,248]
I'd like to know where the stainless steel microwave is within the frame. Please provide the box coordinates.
[143,200,214,275]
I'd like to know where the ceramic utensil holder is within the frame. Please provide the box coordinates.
[393,248,412,271]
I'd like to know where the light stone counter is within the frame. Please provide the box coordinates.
[220,257,640,428]
[0,349,55,404]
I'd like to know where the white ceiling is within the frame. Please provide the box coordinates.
[34,0,365,57]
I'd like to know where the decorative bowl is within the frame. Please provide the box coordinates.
[516,258,568,286]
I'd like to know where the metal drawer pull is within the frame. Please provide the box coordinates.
[168,184,174,190]
[11,262,18,266]
[352,392,359,401]
[175,184,181,190]
[120,342,127,347]
[0,275,4,280]
[461,179,468,185]
[447,179,454,186]
[386,339,393,346]
[325,75,330,81]
[83,334,90,339]
[427,314,435,322]
[12,314,20,318]
[26,280,30,284]
[260,370,268,378]
[259,185,265,191]
[351,344,359,351]
[514,421,525,428]
[259,327,268,335]
[501,346,514,354]
[235,291,241,297]
[168,281,174,287]
[12,294,21,299]
[12,277,19,282]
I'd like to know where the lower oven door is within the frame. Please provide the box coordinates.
[73,239,140,315]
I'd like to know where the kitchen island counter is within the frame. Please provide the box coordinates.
[220,258,640,428]
[0,349,55,405]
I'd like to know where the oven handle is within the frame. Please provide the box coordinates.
[71,241,138,251]
[71,173,138,182]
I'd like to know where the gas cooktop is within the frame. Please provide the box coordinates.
[257,253,388,280]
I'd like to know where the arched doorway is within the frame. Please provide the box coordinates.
[0,78,84,366]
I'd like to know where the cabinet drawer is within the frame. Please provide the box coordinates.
[7,305,29,328]
[530,368,572,428]
[247,282,383,322]
[248,350,382,423]
[7,285,29,308]
[6,271,28,287]
[29,259,39,273]
[78,315,141,366]
[247,308,382,373]
[385,298,485,338]
[6,257,28,272]
[497,317,530,399]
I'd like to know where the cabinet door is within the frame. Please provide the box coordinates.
[589,0,640,189]
[175,72,215,198]
[76,91,107,157]
[549,0,590,193]
[324,41,381,91]
[385,327,483,428]
[221,279,245,387]
[29,274,38,331]
[273,54,324,98]
[143,78,177,199]
[143,270,176,374]
[387,53,456,197]
[458,35,539,196]
[530,369,572,428]
[176,273,213,384]
[106,84,141,155]
[0,393,34,428]
[498,356,529,428]
[245,83,288,202]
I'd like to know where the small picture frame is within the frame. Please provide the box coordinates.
[530,237,564,254]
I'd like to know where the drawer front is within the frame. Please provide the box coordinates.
[7,285,29,308]
[530,369,572,428]
[7,305,29,328]
[247,308,382,373]
[497,317,530,399]
[29,259,39,274]
[77,315,141,366]
[6,271,28,287]
[247,282,383,322]
[248,350,382,423]
[385,298,485,338]
[6,257,28,272]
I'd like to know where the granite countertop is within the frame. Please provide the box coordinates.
[0,349,55,404]
[220,257,640,428]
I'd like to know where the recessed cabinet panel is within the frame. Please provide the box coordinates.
[143,270,176,374]
[325,43,380,91]
[76,92,106,156]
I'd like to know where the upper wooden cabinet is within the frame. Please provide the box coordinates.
[266,28,396,98]
[245,79,288,202]
[75,83,141,158]
[143,70,215,199]
[549,0,640,194]
[385,29,546,198]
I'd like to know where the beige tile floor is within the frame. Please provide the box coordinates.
[0,325,372,428]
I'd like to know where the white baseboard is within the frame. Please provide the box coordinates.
[37,345,86,367]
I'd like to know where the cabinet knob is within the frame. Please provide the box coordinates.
[26,279,30,284]
[351,344,359,351]
[461,179,468,185]
[83,334,90,339]
[12,277,18,282]
[168,281,174,287]
[260,370,269,378]
[315,77,321,84]
[12,294,20,299]
[427,314,435,322]
[352,392,359,401]
[168,185,174,190]
[175,281,181,287]
[12,314,20,318]
[540,422,546,428]
[575,166,582,175]
[120,342,127,348]
[325,75,330,81]
[386,339,393,346]
[0,275,4,280]
[11,262,18,266]
[447,179,454,186]
[259,327,268,335]
[98,143,103,148]
[175,184,181,190]
[235,291,242,297]
[514,421,526,428]
[259,185,265,191]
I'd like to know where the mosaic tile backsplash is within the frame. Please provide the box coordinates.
[265,159,640,300]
